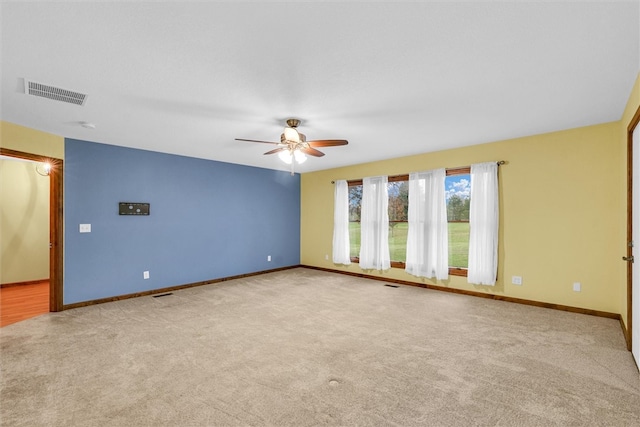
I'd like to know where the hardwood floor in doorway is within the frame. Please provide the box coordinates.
[0,281,49,327]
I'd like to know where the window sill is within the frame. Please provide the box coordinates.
[349,257,468,277]
[448,268,468,277]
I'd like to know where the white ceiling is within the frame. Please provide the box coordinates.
[1,1,639,174]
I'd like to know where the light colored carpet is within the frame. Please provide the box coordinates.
[1,267,639,426]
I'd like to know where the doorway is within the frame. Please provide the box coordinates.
[0,148,63,314]
[627,105,640,365]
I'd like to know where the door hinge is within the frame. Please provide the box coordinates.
[623,255,634,263]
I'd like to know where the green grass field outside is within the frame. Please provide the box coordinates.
[448,222,469,268]
[349,222,361,258]
[349,222,469,267]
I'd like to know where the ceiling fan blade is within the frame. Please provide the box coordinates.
[235,138,279,145]
[263,147,287,155]
[307,139,348,147]
[301,147,325,157]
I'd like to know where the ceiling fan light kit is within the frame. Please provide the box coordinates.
[278,150,307,165]
[235,118,348,175]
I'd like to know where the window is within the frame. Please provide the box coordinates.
[348,182,362,259]
[445,168,470,276]
[348,168,471,276]
[387,178,409,264]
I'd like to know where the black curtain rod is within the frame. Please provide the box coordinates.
[331,160,506,184]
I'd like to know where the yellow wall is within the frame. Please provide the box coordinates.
[0,159,50,283]
[620,72,640,328]
[0,121,64,159]
[301,121,623,314]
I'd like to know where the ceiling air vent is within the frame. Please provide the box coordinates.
[24,80,87,106]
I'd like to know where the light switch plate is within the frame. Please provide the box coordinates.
[79,224,91,233]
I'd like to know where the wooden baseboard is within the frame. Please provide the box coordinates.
[1,279,49,289]
[63,265,301,310]
[620,317,631,350]
[302,265,622,321]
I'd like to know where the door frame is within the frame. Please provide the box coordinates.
[1,147,63,312]
[626,105,640,351]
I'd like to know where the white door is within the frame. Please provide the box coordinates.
[633,123,640,365]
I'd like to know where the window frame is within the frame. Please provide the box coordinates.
[347,167,470,277]
[445,167,470,277]
[347,179,363,262]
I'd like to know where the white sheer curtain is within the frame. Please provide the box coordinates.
[332,180,351,265]
[405,169,449,280]
[468,162,499,285]
[359,176,390,270]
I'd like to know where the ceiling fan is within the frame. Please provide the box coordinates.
[236,119,348,174]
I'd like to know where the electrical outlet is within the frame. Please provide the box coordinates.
[267,255,271,262]
[143,271,150,280]
[573,282,581,292]
[325,254,329,260]
[512,276,522,286]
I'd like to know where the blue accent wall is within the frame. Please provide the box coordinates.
[64,138,300,304]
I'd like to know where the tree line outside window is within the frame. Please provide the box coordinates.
[348,169,471,275]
